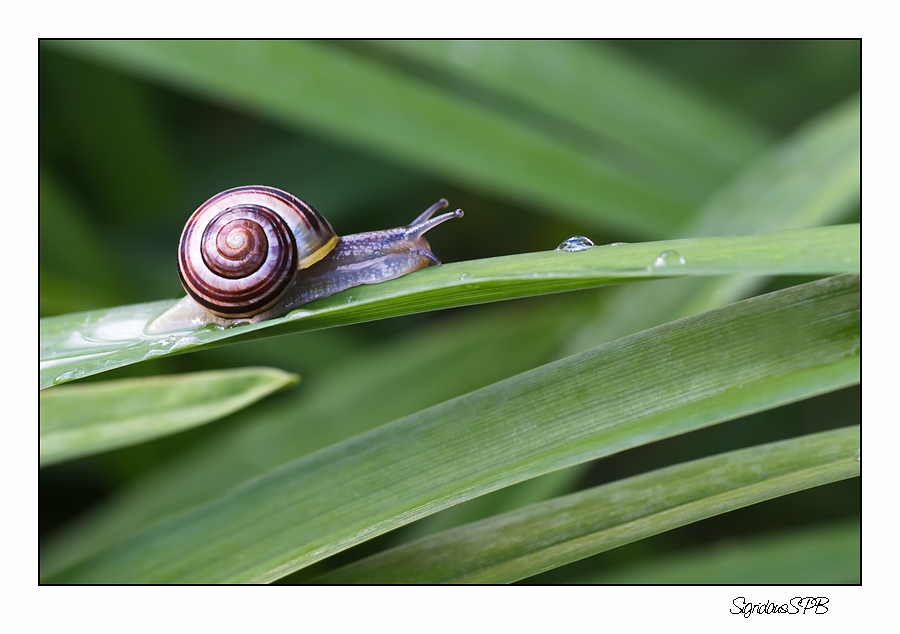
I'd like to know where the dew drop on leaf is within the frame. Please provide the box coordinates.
[652,250,686,268]
[556,236,595,252]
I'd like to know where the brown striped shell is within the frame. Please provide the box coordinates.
[177,186,338,318]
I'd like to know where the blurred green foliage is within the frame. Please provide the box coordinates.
[39,40,860,583]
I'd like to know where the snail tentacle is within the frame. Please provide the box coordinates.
[407,208,464,238]
[410,198,449,225]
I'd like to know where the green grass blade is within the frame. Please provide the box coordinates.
[568,519,860,584]
[375,41,769,188]
[47,40,692,235]
[40,368,298,466]
[39,224,860,389]
[317,427,860,583]
[47,274,859,583]
[40,303,575,578]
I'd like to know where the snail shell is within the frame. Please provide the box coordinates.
[147,186,463,334]
[178,186,337,318]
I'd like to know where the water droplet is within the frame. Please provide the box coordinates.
[556,236,595,252]
[170,335,202,352]
[54,368,90,384]
[607,242,628,247]
[149,335,176,348]
[855,448,860,462]
[94,318,151,342]
[347,296,357,304]
[652,250,686,268]
[459,272,473,281]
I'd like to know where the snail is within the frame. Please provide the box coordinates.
[147,186,463,334]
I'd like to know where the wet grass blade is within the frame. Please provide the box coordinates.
[47,274,860,583]
[40,368,298,466]
[317,427,860,583]
[39,224,860,389]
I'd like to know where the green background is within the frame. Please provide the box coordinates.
[39,40,860,583]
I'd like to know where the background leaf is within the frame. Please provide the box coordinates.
[40,368,297,466]
[316,426,860,583]
[563,519,860,584]
[371,40,770,190]
[47,40,695,236]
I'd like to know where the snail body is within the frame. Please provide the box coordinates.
[147,186,462,334]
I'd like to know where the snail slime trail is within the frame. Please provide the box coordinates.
[148,187,463,334]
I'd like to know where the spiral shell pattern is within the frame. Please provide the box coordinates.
[178,186,338,318]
